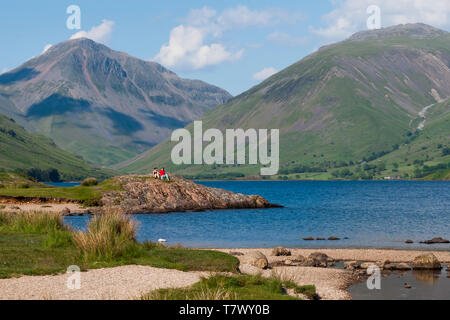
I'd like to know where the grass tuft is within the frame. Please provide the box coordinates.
[73,210,139,261]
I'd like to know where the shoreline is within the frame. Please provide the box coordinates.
[213,248,450,300]
[212,248,450,263]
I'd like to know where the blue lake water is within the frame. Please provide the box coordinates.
[65,181,450,249]
[44,182,81,187]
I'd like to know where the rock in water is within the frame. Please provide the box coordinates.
[420,237,450,244]
[395,263,412,271]
[100,175,281,214]
[412,253,442,270]
[328,236,340,241]
[241,251,269,269]
[344,261,360,270]
[272,247,291,256]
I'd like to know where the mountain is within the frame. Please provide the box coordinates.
[0,38,231,166]
[117,23,450,180]
[0,112,113,181]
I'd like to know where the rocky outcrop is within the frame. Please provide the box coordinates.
[100,175,281,214]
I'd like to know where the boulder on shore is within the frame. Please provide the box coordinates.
[241,251,269,269]
[100,175,282,214]
[412,253,442,270]
[272,247,291,256]
[302,252,330,268]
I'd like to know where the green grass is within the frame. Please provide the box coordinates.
[0,211,239,279]
[141,274,315,300]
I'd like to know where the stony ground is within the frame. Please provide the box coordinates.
[2,248,449,300]
[219,248,450,263]
[216,248,450,300]
[1,203,86,214]
[0,265,204,300]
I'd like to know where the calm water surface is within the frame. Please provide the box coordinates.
[65,181,450,249]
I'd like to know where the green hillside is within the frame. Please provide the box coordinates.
[0,113,114,181]
[116,24,450,180]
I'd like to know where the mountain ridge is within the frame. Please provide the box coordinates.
[117,23,450,180]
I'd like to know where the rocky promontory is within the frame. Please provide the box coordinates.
[100,175,281,214]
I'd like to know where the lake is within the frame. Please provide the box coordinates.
[65,181,450,249]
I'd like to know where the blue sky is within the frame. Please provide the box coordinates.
[1,0,449,95]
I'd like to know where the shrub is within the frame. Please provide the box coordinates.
[73,210,139,260]
[17,183,30,189]
[81,177,98,187]
[442,148,450,156]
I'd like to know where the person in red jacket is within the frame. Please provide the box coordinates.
[159,168,170,181]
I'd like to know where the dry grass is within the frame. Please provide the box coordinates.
[73,209,139,261]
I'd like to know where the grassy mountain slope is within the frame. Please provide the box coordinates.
[117,24,450,180]
[0,113,113,180]
[0,38,231,166]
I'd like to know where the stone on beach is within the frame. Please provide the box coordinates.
[241,251,269,269]
[302,252,331,268]
[272,247,291,256]
[412,253,441,270]
[60,207,71,216]
[395,263,411,271]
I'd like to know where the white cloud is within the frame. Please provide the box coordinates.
[310,0,450,40]
[155,5,302,70]
[42,44,53,54]
[253,67,278,81]
[267,32,308,47]
[70,19,115,44]
[155,25,243,70]
[1,67,9,74]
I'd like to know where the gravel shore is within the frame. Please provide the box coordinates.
[1,203,85,214]
[216,248,450,263]
[1,249,448,300]
[0,265,203,300]
[216,248,450,300]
